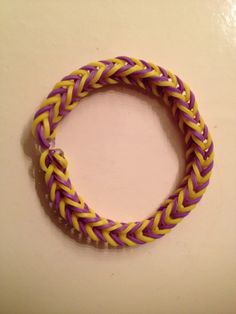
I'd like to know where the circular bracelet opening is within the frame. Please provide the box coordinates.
[56,86,186,221]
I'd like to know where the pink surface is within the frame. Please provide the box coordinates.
[0,1,236,313]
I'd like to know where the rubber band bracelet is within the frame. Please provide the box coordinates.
[32,56,214,247]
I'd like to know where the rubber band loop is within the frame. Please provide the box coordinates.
[32,56,214,247]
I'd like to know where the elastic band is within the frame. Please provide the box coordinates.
[32,56,214,247]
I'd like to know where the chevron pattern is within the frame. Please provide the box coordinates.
[32,56,214,247]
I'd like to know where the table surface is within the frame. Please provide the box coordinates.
[1,1,236,313]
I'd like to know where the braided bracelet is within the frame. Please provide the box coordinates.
[32,56,214,247]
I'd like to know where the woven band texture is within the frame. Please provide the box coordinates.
[32,56,214,247]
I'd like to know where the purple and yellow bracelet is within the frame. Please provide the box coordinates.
[32,56,214,247]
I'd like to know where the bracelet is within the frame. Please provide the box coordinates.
[32,56,214,247]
